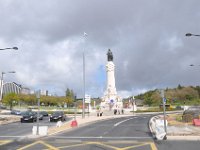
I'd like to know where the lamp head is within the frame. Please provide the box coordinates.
[185,33,192,37]
[8,71,16,73]
[12,47,18,50]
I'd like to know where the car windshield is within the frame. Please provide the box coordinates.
[52,112,62,115]
[21,111,33,116]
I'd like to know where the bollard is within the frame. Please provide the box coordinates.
[71,120,78,127]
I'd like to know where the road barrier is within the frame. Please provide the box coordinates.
[193,119,200,126]
[32,126,48,136]
[149,116,167,140]
[56,121,63,127]
[71,119,78,127]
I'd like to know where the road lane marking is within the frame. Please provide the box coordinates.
[0,140,12,146]
[43,140,158,150]
[17,141,59,150]
[0,136,27,138]
[121,143,149,150]
[55,143,86,149]
[86,141,120,150]
[149,142,158,150]
[47,136,152,139]
[114,117,134,127]
[57,141,122,150]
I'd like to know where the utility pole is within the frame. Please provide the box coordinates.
[36,90,40,135]
[161,89,167,135]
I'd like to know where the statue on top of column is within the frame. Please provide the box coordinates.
[107,49,113,61]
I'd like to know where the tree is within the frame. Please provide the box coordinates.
[63,96,73,106]
[177,84,183,90]
[144,91,154,106]
[65,88,75,106]
[3,93,19,110]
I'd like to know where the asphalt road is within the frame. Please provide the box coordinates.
[0,115,70,140]
[1,114,200,150]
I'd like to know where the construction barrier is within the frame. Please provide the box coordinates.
[149,116,167,140]
[71,119,78,127]
[32,126,48,135]
[193,119,200,126]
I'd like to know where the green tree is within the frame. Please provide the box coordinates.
[65,88,75,106]
[3,93,19,110]
[144,92,153,106]
[177,84,183,90]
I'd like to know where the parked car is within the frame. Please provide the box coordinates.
[32,111,43,120]
[0,105,6,109]
[21,111,37,123]
[38,112,44,120]
[182,107,200,122]
[50,111,66,122]
[40,111,49,117]
[11,110,21,115]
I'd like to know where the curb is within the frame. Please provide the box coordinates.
[167,135,200,141]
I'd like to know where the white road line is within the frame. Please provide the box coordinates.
[114,117,134,127]
[49,136,152,139]
[0,136,27,138]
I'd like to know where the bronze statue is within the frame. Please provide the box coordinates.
[107,49,113,61]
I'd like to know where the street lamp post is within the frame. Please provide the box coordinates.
[0,71,16,101]
[82,32,87,119]
[161,89,167,137]
[0,47,18,51]
[185,33,200,37]
[36,90,41,135]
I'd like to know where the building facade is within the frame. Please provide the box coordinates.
[2,82,31,97]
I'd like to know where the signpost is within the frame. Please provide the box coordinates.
[161,90,167,137]
[36,90,40,135]
[85,95,91,117]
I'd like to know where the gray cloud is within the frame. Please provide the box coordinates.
[0,0,200,98]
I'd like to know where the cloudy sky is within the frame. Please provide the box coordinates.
[0,0,200,98]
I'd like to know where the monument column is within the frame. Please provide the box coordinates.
[101,49,122,111]
[106,53,117,96]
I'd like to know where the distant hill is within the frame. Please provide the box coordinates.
[134,85,200,106]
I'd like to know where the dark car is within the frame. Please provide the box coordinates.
[21,111,37,123]
[32,111,44,120]
[0,105,6,109]
[38,112,44,120]
[50,111,66,122]
[40,111,49,117]
[182,107,200,122]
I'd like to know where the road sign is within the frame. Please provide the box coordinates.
[163,97,166,104]
[85,94,91,103]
